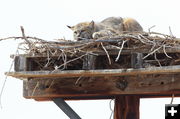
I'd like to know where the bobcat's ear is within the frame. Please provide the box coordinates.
[89,21,95,29]
[67,25,74,30]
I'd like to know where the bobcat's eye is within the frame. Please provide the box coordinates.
[81,30,85,32]
[74,31,77,34]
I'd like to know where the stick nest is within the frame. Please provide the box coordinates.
[2,29,180,70]
[16,32,180,57]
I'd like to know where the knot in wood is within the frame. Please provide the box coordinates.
[116,78,128,91]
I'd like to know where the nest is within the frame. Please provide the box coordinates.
[16,32,179,53]
[2,27,180,70]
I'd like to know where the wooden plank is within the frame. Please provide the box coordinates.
[23,74,180,99]
[6,65,180,78]
[114,96,139,119]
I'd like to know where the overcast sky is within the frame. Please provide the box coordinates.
[0,0,180,119]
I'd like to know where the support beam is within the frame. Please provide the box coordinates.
[23,73,180,100]
[114,96,140,119]
[53,98,81,119]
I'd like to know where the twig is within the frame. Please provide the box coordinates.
[148,25,156,33]
[163,45,172,58]
[136,35,148,45]
[44,50,51,67]
[20,26,32,48]
[0,36,46,42]
[75,75,83,85]
[48,79,54,89]
[169,26,174,38]
[143,46,163,59]
[149,31,172,39]
[31,82,39,97]
[150,40,156,52]
[61,51,67,70]
[139,34,155,45]
[55,53,87,70]
[154,53,162,67]
[0,44,19,109]
[115,40,127,62]
[109,99,114,119]
[101,42,111,64]
[170,94,174,104]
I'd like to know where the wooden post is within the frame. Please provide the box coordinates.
[114,53,142,119]
[82,54,96,70]
[14,56,27,71]
[131,53,143,69]
[114,96,140,119]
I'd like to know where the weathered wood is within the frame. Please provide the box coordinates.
[14,56,27,71]
[7,65,180,78]
[53,98,81,119]
[23,74,180,100]
[82,54,96,70]
[113,53,142,119]
[131,53,143,68]
[114,96,139,119]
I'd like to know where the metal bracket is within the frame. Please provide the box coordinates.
[53,98,81,119]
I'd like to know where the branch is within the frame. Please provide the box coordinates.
[115,40,127,62]
[20,26,31,47]
[101,42,111,64]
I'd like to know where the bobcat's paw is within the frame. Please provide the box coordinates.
[92,32,103,39]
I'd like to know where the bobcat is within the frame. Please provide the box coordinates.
[67,17,143,41]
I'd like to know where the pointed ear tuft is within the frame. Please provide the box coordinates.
[67,25,72,28]
[89,20,95,29]
[67,25,74,30]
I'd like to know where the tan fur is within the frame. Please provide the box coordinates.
[67,21,95,41]
[122,18,143,32]
[67,17,143,41]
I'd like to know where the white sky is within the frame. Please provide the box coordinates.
[0,0,180,119]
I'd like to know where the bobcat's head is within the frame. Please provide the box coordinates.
[67,21,95,41]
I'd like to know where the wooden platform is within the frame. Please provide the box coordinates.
[6,35,180,119]
[7,54,180,119]
[6,52,180,101]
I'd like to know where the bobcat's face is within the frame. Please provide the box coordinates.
[67,21,95,41]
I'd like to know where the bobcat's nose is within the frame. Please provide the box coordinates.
[76,33,81,37]
[77,34,80,37]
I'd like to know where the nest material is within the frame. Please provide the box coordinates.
[17,32,180,55]
[3,31,180,70]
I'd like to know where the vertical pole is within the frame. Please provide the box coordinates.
[114,53,142,119]
[114,96,140,119]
